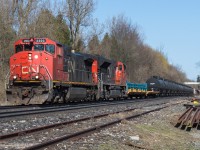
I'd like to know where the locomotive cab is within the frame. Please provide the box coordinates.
[115,62,126,85]
[11,38,56,81]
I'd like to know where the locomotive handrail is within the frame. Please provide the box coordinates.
[5,71,10,90]
[39,65,52,91]
[5,65,18,89]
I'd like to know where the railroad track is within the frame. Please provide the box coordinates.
[0,98,141,110]
[0,98,165,119]
[0,101,182,150]
[0,96,183,111]
[0,99,137,110]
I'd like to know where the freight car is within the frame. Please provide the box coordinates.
[146,76,193,96]
[126,82,160,98]
[5,38,126,105]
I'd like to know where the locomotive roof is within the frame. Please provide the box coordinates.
[15,38,124,68]
[73,52,117,67]
[15,38,68,46]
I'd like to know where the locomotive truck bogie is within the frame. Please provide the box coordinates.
[6,83,49,105]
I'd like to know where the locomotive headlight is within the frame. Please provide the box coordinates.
[13,75,17,80]
[35,75,39,79]
[28,53,32,60]
[34,55,38,59]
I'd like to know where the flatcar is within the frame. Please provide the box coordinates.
[126,82,160,98]
[126,82,148,98]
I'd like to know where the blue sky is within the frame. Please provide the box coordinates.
[93,0,200,81]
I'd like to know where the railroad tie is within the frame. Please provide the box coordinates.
[175,106,200,131]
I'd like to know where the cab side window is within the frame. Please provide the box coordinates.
[15,45,23,53]
[119,65,122,71]
[46,45,55,54]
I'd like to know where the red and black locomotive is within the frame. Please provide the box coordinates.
[6,38,127,105]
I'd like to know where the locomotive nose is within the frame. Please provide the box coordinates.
[20,52,33,62]
[21,52,39,80]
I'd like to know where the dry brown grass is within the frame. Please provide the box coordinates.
[129,119,195,150]
[99,103,197,150]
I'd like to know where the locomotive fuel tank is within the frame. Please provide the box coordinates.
[65,87,87,101]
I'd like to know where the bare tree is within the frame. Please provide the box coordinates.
[12,0,40,37]
[108,15,142,81]
[0,0,16,74]
[65,0,95,51]
[100,33,111,58]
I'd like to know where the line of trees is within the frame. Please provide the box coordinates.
[87,15,188,83]
[0,0,189,97]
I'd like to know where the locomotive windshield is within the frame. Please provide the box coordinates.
[34,44,44,51]
[15,44,55,54]
[24,44,32,51]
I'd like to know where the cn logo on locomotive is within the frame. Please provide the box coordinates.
[22,66,39,74]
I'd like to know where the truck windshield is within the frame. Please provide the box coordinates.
[34,44,44,51]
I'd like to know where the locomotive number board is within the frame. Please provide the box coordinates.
[35,39,46,43]
[22,39,46,43]
[23,39,30,43]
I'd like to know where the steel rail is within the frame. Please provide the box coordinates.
[0,105,42,110]
[0,98,145,110]
[0,99,139,111]
[175,106,200,130]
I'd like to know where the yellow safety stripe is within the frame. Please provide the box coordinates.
[53,80,95,85]
[14,80,41,83]
[127,90,160,95]
[14,80,95,85]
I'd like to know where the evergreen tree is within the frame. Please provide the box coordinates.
[55,13,71,46]
[100,33,111,58]
[29,9,71,45]
[88,35,99,54]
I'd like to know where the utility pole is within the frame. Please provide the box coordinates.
[197,75,200,89]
